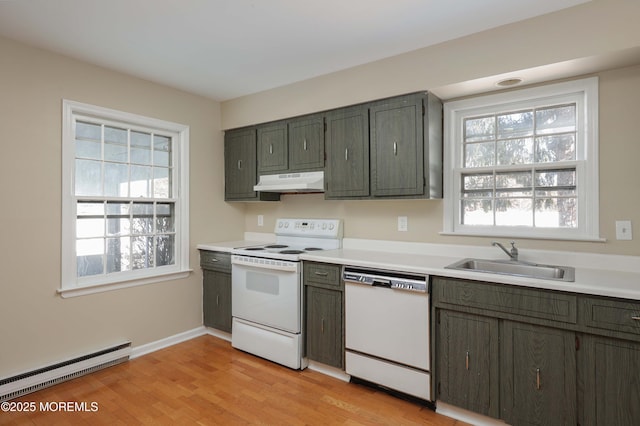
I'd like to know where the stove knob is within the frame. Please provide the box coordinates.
[329,223,335,230]
[322,223,327,230]
[284,222,289,228]
[278,222,283,228]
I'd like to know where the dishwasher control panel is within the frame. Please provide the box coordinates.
[343,267,428,293]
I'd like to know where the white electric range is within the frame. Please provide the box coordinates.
[230,218,343,369]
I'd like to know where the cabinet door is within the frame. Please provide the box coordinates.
[581,335,640,426]
[224,128,257,200]
[325,106,370,198]
[306,286,343,368]
[437,310,500,418]
[288,115,324,171]
[203,270,232,333]
[501,321,576,426]
[370,96,424,197]
[257,122,288,173]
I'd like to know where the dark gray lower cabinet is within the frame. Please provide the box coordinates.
[303,261,344,369]
[500,321,576,426]
[200,250,232,333]
[437,310,499,418]
[203,270,232,332]
[432,276,640,425]
[581,336,640,426]
[306,286,343,368]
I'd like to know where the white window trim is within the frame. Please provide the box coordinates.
[442,77,602,241]
[60,100,191,298]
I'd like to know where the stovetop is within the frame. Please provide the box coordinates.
[232,218,343,261]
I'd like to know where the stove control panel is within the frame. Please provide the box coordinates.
[275,218,342,238]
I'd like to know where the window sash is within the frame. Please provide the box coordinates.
[443,77,599,241]
[61,100,190,295]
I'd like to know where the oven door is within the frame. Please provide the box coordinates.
[231,255,302,334]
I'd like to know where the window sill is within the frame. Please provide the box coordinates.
[57,269,193,298]
[439,231,606,243]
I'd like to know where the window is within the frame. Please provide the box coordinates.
[61,100,190,297]
[443,77,600,241]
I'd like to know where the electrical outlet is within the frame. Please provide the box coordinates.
[615,220,632,240]
[398,216,408,232]
[258,215,264,227]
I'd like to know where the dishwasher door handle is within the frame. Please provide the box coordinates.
[372,279,392,288]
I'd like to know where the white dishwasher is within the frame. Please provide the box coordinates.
[343,267,431,401]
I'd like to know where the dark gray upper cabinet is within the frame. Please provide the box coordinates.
[369,92,442,198]
[325,106,370,198]
[224,128,258,200]
[224,128,280,201]
[257,121,288,173]
[288,114,324,172]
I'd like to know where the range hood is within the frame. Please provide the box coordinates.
[253,171,324,193]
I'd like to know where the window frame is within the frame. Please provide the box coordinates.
[443,77,601,241]
[61,100,190,298]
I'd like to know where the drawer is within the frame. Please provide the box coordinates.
[434,277,577,324]
[581,296,640,336]
[304,262,341,288]
[199,250,231,272]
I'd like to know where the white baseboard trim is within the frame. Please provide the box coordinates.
[205,327,232,342]
[307,360,350,382]
[130,326,207,359]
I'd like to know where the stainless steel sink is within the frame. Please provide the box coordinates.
[445,258,575,282]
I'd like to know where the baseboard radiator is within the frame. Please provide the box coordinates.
[0,342,131,402]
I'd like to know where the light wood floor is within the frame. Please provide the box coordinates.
[3,335,468,425]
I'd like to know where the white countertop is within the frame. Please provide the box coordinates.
[196,240,266,252]
[197,236,640,301]
[300,248,640,301]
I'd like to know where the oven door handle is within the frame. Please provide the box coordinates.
[232,256,298,272]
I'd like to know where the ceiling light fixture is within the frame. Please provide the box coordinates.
[496,77,523,87]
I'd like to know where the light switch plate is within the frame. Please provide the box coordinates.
[615,220,632,240]
[398,216,408,232]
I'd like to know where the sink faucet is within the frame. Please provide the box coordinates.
[492,241,518,261]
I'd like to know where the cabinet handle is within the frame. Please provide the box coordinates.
[303,139,307,151]
[314,271,329,276]
[321,319,325,334]
[269,144,273,154]
[393,141,398,156]
[536,368,541,390]
[632,316,640,321]
[237,160,242,170]
[345,148,349,161]
[465,351,469,370]
[216,295,219,306]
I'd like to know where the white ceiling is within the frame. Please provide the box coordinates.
[0,0,592,101]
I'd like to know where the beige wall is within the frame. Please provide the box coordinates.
[241,65,640,256]
[224,0,640,257]
[0,36,245,377]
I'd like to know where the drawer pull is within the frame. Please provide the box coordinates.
[209,258,219,262]
[536,368,541,390]
[465,351,469,370]
[632,316,640,321]
[321,319,325,334]
[393,141,398,156]
[269,143,273,154]
[216,295,219,306]
[314,271,329,277]
[237,160,242,170]
[303,139,307,151]
[345,148,349,161]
